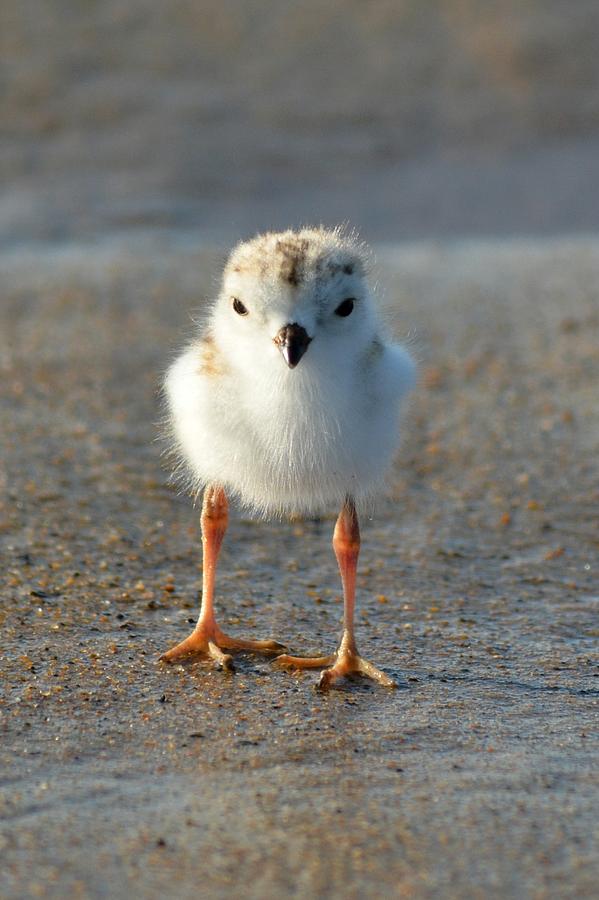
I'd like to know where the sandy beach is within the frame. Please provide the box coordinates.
[1,235,597,898]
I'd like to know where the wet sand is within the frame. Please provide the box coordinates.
[0,235,598,898]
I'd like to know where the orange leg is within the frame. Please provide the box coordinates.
[275,497,396,689]
[160,485,284,669]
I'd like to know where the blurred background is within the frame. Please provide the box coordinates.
[2,0,599,248]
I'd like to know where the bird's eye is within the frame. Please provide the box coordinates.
[232,298,248,316]
[335,298,355,317]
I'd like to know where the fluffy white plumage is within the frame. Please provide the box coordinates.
[165,227,415,517]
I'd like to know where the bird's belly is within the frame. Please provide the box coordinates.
[168,349,408,517]
[218,392,400,516]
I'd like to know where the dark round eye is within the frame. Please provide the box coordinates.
[335,298,355,317]
[232,297,248,316]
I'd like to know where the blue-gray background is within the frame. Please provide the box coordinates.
[2,0,599,247]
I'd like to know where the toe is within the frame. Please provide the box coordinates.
[316,668,339,691]
[357,657,397,687]
[274,653,334,670]
[215,633,286,654]
[208,641,235,671]
[159,632,206,662]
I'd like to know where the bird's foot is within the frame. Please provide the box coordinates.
[160,621,285,670]
[317,646,396,690]
[275,645,396,690]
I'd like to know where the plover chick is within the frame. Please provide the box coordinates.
[160,226,415,688]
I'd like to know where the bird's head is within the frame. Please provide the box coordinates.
[210,227,378,377]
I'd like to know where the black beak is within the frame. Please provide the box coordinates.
[274,323,312,369]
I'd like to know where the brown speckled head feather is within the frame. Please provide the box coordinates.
[224,227,369,287]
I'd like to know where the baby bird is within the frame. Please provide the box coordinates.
[160,227,415,688]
